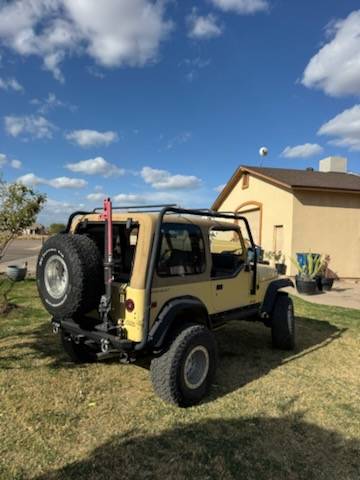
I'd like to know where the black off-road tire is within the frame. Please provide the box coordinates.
[37,234,103,319]
[271,292,295,350]
[61,331,96,363]
[150,324,218,407]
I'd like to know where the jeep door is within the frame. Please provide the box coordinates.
[209,226,253,313]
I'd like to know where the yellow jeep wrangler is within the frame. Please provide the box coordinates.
[37,199,294,407]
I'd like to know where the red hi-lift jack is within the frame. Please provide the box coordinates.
[98,197,114,332]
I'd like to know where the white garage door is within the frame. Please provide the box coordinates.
[238,208,261,245]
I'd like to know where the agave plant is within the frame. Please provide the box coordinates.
[290,253,322,280]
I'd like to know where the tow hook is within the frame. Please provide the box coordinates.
[52,321,61,334]
[100,338,110,353]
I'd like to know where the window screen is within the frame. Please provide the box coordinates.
[157,223,206,277]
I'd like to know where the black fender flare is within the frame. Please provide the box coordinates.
[260,278,294,318]
[148,296,210,350]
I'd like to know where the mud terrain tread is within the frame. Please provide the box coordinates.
[271,292,295,350]
[37,234,103,318]
[150,324,217,407]
[72,234,103,314]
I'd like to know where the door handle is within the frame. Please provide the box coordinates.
[216,284,223,290]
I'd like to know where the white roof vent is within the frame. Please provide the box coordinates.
[319,156,347,173]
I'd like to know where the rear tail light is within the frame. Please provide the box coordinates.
[125,299,135,312]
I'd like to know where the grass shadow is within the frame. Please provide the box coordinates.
[31,415,360,480]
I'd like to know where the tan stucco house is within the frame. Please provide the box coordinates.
[212,157,360,279]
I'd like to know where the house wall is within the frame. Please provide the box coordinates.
[292,191,360,278]
[218,174,295,271]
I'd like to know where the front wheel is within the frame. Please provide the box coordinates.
[271,293,295,350]
[150,324,218,407]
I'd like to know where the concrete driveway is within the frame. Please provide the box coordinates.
[285,280,360,310]
[0,239,43,275]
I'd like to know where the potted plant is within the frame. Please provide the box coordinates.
[274,251,287,275]
[318,255,335,291]
[265,251,287,275]
[6,262,27,282]
[291,254,322,295]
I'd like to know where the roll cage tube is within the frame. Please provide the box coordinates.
[135,206,258,351]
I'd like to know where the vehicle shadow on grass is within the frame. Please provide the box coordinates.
[206,315,346,401]
[31,415,359,480]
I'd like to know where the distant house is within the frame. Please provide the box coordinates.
[23,223,46,236]
[212,157,360,279]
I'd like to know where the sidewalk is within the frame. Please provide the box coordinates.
[284,280,360,310]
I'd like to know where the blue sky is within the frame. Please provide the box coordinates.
[0,0,359,224]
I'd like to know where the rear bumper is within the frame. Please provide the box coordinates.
[55,318,134,352]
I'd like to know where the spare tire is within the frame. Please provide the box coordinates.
[37,234,103,319]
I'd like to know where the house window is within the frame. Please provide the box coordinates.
[157,223,206,277]
[209,228,244,277]
[273,225,284,253]
[242,173,249,189]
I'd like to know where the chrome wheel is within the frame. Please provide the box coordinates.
[183,345,210,390]
[44,255,69,299]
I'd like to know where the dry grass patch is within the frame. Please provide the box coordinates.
[0,280,359,479]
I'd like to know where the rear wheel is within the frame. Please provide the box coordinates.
[150,324,217,407]
[271,293,295,350]
[61,331,96,363]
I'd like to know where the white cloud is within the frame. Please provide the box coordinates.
[31,92,76,114]
[0,152,22,169]
[39,197,85,224]
[65,129,118,147]
[17,173,87,189]
[49,176,87,188]
[4,115,55,139]
[302,10,360,97]
[86,192,105,202]
[141,166,202,190]
[163,131,192,150]
[0,77,23,92]
[318,105,360,151]
[0,0,172,81]
[10,159,22,169]
[210,0,269,14]
[281,143,324,158]
[214,184,226,193]
[66,157,124,177]
[187,11,223,39]
[113,191,179,205]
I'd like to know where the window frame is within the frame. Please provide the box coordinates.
[209,226,247,279]
[156,222,206,278]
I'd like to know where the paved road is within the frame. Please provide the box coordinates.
[0,239,43,275]
[1,239,43,263]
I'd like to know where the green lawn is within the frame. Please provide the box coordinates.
[0,279,359,480]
